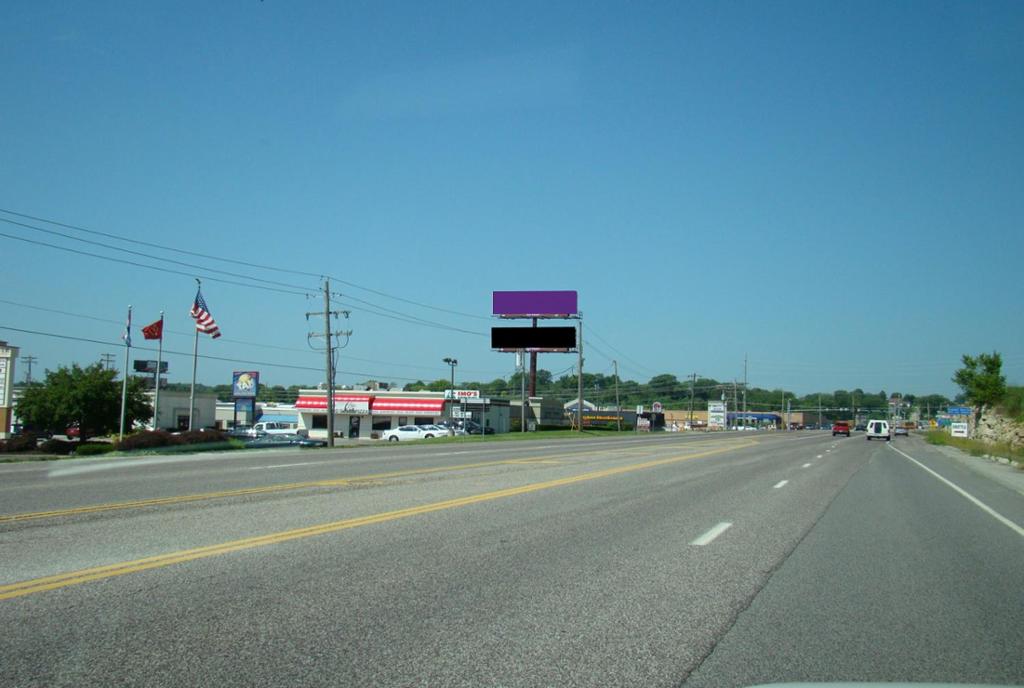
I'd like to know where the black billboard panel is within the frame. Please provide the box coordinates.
[491,326,577,352]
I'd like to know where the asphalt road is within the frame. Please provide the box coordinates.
[1,431,1021,687]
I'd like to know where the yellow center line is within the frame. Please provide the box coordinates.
[0,443,699,523]
[0,439,756,601]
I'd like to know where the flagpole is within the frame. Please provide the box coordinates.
[154,311,164,430]
[119,305,132,441]
[189,280,200,431]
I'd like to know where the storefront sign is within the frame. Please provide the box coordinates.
[444,389,481,399]
[232,371,259,398]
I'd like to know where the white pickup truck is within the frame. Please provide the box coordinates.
[249,421,299,436]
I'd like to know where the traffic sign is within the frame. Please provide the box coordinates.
[948,406,971,416]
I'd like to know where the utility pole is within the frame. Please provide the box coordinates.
[307,278,351,447]
[743,354,748,424]
[688,372,697,428]
[818,393,822,428]
[20,355,37,384]
[100,353,116,370]
[614,360,621,432]
[732,379,738,430]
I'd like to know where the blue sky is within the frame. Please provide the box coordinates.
[2,1,1022,398]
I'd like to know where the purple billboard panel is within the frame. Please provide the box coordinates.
[492,290,578,318]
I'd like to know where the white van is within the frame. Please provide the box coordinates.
[249,421,298,436]
[865,419,890,441]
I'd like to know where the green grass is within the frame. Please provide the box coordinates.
[925,430,1024,465]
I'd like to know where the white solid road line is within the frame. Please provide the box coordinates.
[690,521,733,546]
[889,444,1024,538]
[773,480,789,489]
[249,461,328,470]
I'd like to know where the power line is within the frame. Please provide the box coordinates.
[0,324,439,382]
[0,206,489,321]
[0,230,311,297]
[0,297,509,377]
[0,216,319,294]
[2,219,487,337]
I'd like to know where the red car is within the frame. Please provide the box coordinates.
[832,421,850,437]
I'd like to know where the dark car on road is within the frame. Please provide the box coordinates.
[244,433,327,449]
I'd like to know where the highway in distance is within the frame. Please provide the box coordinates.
[2,431,1022,687]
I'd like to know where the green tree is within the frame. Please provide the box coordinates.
[15,363,152,440]
[953,351,1006,420]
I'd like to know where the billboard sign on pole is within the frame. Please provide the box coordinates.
[492,291,578,318]
[491,326,577,352]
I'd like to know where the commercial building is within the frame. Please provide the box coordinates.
[293,389,510,440]
[146,389,218,431]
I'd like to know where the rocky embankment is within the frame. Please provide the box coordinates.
[972,410,1024,449]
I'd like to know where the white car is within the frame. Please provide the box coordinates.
[865,419,890,441]
[381,425,434,442]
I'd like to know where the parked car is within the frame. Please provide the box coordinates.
[831,421,851,437]
[381,425,433,441]
[460,420,495,435]
[244,433,326,449]
[417,424,447,438]
[865,419,890,441]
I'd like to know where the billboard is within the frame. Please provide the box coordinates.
[232,371,260,398]
[492,291,578,318]
[491,326,577,352]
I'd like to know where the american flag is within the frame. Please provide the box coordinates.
[190,289,221,339]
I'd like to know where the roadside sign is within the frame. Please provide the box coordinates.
[948,406,971,416]
[636,405,643,415]
[951,422,969,438]
[652,401,663,413]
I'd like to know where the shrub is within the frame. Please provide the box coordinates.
[117,430,177,451]
[38,438,77,455]
[0,434,39,453]
[75,443,115,456]
[176,429,227,445]
[998,385,1024,422]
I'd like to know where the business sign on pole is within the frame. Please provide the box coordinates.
[444,389,481,399]
[708,401,726,429]
[652,401,663,414]
[951,422,969,438]
[491,326,577,352]
[133,360,169,373]
[492,291,578,319]
[232,371,260,398]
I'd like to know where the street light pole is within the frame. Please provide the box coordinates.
[443,357,457,423]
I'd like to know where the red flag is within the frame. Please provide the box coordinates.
[142,319,163,340]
